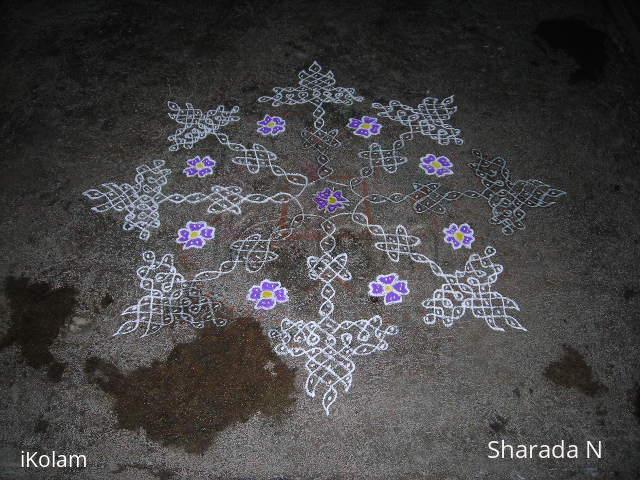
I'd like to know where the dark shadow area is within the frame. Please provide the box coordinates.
[544,345,608,396]
[85,317,297,453]
[535,18,609,83]
[1,277,77,381]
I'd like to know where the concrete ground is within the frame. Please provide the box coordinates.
[1,0,639,478]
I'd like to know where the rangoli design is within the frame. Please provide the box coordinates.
[84,61,566,415]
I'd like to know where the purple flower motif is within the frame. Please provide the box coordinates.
[247,279,289,310]
[176,221,215,250]
[257,114,286,136]
[347,116,382,138]
[183,155,216,178]
[314,187,349,214]
[420,154,453,177]
[369,273,410,306]
[443,223,475,250]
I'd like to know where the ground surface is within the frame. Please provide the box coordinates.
[1,0,640,479]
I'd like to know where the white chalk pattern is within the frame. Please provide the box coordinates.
[84,61,565,415]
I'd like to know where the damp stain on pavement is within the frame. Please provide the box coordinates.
[85,317,297,453]
[534,18,608,83]
[1,276,78,381]
[633,384,640,425]
[544,345,608,396]
[488,414,509,434]
[100,292,114,309]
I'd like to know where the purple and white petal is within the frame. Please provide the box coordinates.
[444,224,458,235]
[248,287,262,301]
[333,191,347,202]
[261,280,279,291]
[348,118,362,128]
[438,157,452,167]
[274,288,288,302]
[384,291,402,305]
[256,298,276,310]
[392,281,409,295]
[185,238,205,249]
[447,236,462,249]
[378,274,397,285]
[176,229,190,243]
[200,227,215,239]
[315,198,328,210]
[369,282,385,296]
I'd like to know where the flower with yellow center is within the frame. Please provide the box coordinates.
[442,223,475,250]
[368,273,410,306]
[420,154,453,177]
[347,116,382,138]
[247,279,289,310]
[183,155,216,178]
[257,115,286,137]
[176,221,216,250]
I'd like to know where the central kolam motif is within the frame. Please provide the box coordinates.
[83,62,566,415]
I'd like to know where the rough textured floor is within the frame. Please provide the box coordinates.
[1,0,639,478]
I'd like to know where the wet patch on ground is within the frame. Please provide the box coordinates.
[488,414,509,434]
[622,286,637,301]
[34,416,49,434]
[1,276,78,381]
[534,18,608,83]
[633,383,640,425]
[112,464,176,479]
[335,228,374,271]
[544,346,607,396]
[100,292,113,309]
[85,317,296,453]
[271,241,316,294]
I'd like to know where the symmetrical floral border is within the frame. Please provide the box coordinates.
[84,62,565,415]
